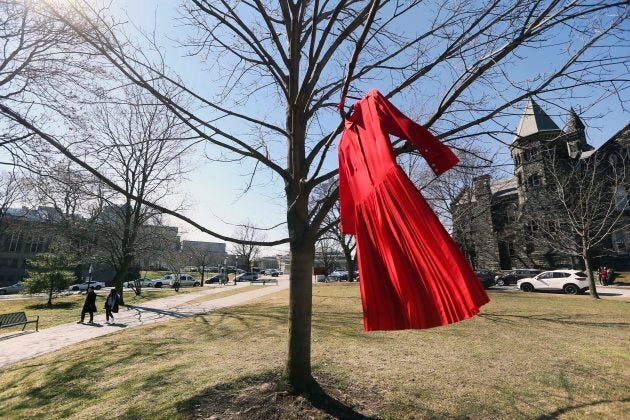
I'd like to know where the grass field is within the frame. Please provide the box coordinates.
[0,288,197,330]
[0,285,628,418]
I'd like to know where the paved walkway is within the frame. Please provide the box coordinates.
[0,279,289,369]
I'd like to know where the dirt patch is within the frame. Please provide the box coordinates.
[181,371,382,419]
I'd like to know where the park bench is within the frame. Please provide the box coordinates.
[0,311,39,332]
[250,278,278,285]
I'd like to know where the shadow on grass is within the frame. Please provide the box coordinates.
[10,359,100,413]
[479,312,630,328]
[195,305,365,339]
[25,302,79,310]
[174,371,375,419]
[536,397,630,419]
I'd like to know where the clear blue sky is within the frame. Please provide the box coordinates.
[110,1,628,254]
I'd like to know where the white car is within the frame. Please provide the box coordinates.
[147,274,199,288]
[68,281,106,291]
[517,270,589,295]
[124,278,154,288]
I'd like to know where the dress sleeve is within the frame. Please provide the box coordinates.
[373,91,459,176]
[338,152,356,235]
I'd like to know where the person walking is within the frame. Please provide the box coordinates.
[104,289,120,324]
[601,267,608,286]
[79,287,97,324]
[597,267,603,285]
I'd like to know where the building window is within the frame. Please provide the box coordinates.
[7,233,21,253]
[508,241,515,257]
[524,148,538,162]
[615,186,628,211]
[526,220,539,233]
[526,242,535,254]
[547,220,559,233]
[528,174,543,188]
[514,154,521,166]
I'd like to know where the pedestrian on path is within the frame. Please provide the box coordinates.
[104,289,120,324]
[601,267,608,286]
[79,287,97,324]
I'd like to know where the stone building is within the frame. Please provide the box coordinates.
[452,98,629,271]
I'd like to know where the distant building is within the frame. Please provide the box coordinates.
[452,98,630,271]
[181,240,226,254]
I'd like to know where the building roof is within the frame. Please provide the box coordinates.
[513,97,561,142]
[565,108,585,133]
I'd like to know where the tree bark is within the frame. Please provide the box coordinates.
[286,234,315,392]
[582,248,600,299]
[343,247,356,282]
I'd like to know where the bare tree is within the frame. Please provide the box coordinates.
[88,86,189,303]
[231,222,265,271]
[0,170,23,234]
[1,0,628,393]
[525,144,630,298]
[183,244,224,283]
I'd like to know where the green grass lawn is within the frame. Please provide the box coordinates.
[0,289,197,330]
[0,285,628,418]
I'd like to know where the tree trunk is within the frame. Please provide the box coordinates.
[582,251,600,299]
[112,254,133,305]
[201,266,205,282]
[47,284,53,307]
[286,236,315,392]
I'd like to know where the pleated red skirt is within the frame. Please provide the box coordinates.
[355,165,489,331]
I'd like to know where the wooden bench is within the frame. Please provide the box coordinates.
[250,278,278,285]
[0,311,39,332]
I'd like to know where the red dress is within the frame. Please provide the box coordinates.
[338,89,489,331]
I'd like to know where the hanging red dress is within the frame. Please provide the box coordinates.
[338,89,489,331]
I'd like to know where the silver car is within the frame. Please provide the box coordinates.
[0,283,23,295]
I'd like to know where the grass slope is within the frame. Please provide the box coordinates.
[0,284,628,419]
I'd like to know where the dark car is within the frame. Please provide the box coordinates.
[205,274,222,284]
[475,271,496,289]
[494,269,543,286]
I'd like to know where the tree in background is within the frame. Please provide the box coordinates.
[231,222,265,271]
[525,145,630,298]
[23,244,75,306]
[0,170,23,235]
[89,86,189,303]
[1,0,627,393]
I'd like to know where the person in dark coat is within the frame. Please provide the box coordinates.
[104,288,120,324]
[79,287,97,324]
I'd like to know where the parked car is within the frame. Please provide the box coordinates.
[68,280,106,291]
[145,274,198,288]
[0,283,23,295]
[328,271,349,281]
[517,270,589,295]
[236,272,258,281]
[475,271,496,289]
[123,278,154,288]
[270,269,280,277]
[205,274,224,284]
[494,269,543,286]
[172,274,200,287]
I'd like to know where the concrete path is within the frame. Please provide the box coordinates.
[0,279,289,369]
